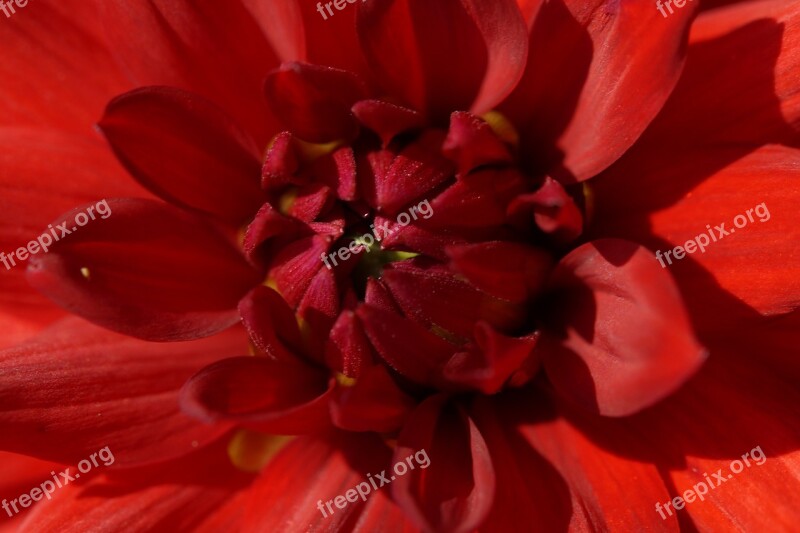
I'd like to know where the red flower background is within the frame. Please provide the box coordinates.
[0,0,799,531]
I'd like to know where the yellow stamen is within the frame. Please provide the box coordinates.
[481,111,520,146]
[335,373,357,387]
[79,267,91,280]
[227,430,292,473]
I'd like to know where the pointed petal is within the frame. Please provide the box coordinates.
[99,87,264,223]
[392,395,495,533]
[26,199,261,342]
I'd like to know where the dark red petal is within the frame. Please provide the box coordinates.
[98,0,281,144]
[325,310,375,378]
[310,146,360,202]
[356,304,454,387]
[243,433,394,531]
[352,99,426,147]
[331,364,416,433]
[26,198,260,342]
[99,87,264,223]
[21,439,253,532]
[443,112,513,175]
[265,62,368,143]
[239,286,305,361]
[297,266,341,360]
[392,395,495,533]
[262,131,300,190]
[243,202,312,264]
[0,317,244,466]
[446,241,552,302]
[269,235,330,308]
[357,0,528,122]
[508,176,583,244]
[180,356,333,435]
[443,324,540,395]
[382,261,526,339]
[426,169,526,231]
[501,0,697,181]
[374,131,454,215]
[543,239,707,416]
[469,394,575,532]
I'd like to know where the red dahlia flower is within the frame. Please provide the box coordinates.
[1,0,799,531]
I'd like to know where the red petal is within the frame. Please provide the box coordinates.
[426,169,526,231]
[239,286,305,361]
[382,261,526,339]
[325,310,375,378]
[99,87,264,223]
[356,304,454,387]
[0,2,130,134]
[98,0,281,144]
[591,144,800,332]
[352,99,426,147]
[262,131,300,190]
[357,0,528,121]
[0,317,244,466]
[243,432,396,530]
[644,0,800,149]
[331,364,416,433]
[26,199,260,342]
[0,129,148,348]
[265,62,368,143]
[508,176,583,244]
[543,239,707,416]
[501,0,697,181]
[443,112,513,175]
[443,324,540,395]
[180,356,333,435]
[392,395,495,533]
[374,131,454,215]
[21,439,253,531]
[446,241,552,302]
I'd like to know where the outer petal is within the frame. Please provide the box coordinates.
[0,128,148,348]
[0,317,244,466]
[542,239,707,416]
[357,0,528,122]
[501,0,697,182]
[485,389,680,531]
[98,87,265,223]
[591,145,800,333]
[98,0,281,144]
[26,198,261,342]
[642,0,800,149]
[243,432,396,531]
[391,395,495,533]
[0,1,130,133]
[19,439,253,532]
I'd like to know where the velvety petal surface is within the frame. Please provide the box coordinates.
[0,317,245,466]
